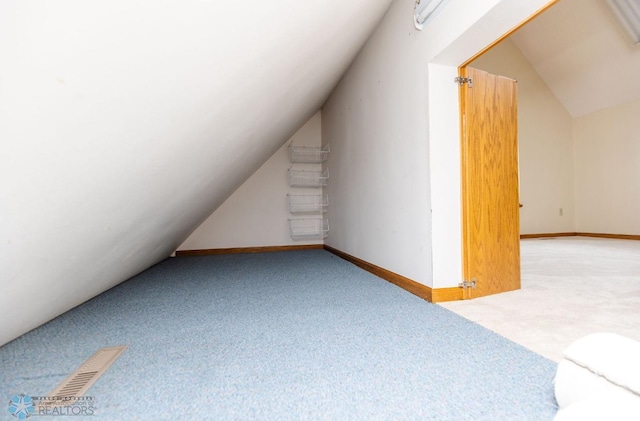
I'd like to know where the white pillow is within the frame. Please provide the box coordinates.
[553,397,640,421]
[555,359,640,408]
[562,332,640,396]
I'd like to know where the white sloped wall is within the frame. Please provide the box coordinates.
[0,0,393,346]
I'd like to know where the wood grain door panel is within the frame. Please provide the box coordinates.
[461,67,521,299]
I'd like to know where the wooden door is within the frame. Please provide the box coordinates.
[460,67,520,299]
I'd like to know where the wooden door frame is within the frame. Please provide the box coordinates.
[458,0,558,299]
[458,1,558,70]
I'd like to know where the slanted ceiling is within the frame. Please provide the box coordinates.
[0,0,393,346]
[511,0,640,117]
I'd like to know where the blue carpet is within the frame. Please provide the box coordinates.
[0,250,558,420]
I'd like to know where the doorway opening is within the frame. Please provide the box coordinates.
[457,1,558,299]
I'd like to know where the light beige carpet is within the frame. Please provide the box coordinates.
[439,237,640,362]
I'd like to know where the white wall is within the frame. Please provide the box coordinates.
[470,38,575,235]
[322,0,434,286]
[0,0,394,346]
[178,112,323,250]
[323,0,554,288]
[574,99,640,235]
[428,63,464,287]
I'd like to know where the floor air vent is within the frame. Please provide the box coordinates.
[45,346,127,405]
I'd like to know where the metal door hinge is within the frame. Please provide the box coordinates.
[458,278,477,289]
[454,76,473,87]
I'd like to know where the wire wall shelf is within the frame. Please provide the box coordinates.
[288,168,328,188]
[288,218,329,240]
[288,144,330,163]
[287,194,328,214]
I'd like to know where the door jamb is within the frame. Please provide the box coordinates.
[459,1,558,70]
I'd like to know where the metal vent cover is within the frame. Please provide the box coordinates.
[43,346,127,406]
